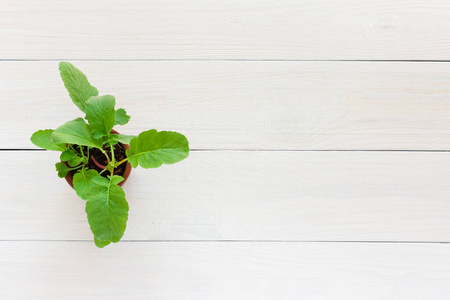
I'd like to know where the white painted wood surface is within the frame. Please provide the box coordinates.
[2,0,450,60]
[2,151,450,242]
[2,242,450,300]
[1,0,450,298]
[3,61,450,150]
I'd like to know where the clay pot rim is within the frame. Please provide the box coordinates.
[63,129,132,188]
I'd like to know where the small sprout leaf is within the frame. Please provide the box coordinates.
[115,108,130,125]
[55,162,71,178]
[60,149,78,161]
[68,156,84,167]
[73,168,99,200]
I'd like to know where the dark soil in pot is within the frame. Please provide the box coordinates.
[64,141,132,188]
[70,143,128,177]
[63,128,132,188]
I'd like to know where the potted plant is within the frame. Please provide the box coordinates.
[30,62,189,248]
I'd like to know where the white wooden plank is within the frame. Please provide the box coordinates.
[3,61,450,150]
[2,150,450,241]
[1,241,449,299]
[1,0,450,60]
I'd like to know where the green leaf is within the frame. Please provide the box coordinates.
[85,175,129,242]
[30,129,66,151]
[85,95,116,139]
[52,118,102,148]
[59,62,99,112]
[117,134,136,144]
[55,162,71,178]
[60,149,77,161]
[107,134,119,142]
[91,175,110,187]
[73,168,99,200]
[108,175,124,185]
[115,108,130,126]
[103,134,120,147]
[128,130,189,168]
[94,237,111,248]
[68,156,84,167]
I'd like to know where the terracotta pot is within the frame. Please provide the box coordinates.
[63,129,132,188]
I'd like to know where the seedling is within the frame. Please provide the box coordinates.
[30,62,189,248]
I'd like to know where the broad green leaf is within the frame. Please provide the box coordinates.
[104,142,119,147]
[103,134,135,147]
[68,156,84,167]
[94,237,111,248]
[91,175,123,186]
[108,175,124,185]
[115,108,130,125]
[117,134,136,144]
[60,149,77,161]
[59,62,99,112]
[85,176,129,242]
[73,168,99,200]
[128,130,189,168]
[85,95,116,139]
[52,118,102,148]
[55,162,71,178]
[106,134,119,145]
[91,175,110,187]
[30,129,66,151]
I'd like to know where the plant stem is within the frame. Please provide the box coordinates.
[68,164,83,171]
[110,144,115,165]
[114,157,129,168]
[79,145,85,159]
[109,145,116,176]
[100,149,111,166]
[91,155,107,169]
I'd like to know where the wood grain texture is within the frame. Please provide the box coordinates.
[3,61,450,150]
[2,0,450,297]
[1,0,450,60]
[1,241,449,299]
[3,150,450,242]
